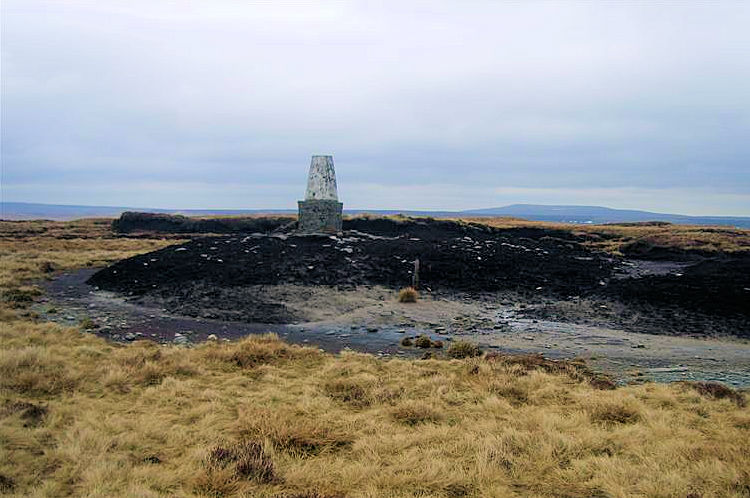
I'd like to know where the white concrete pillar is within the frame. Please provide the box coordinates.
[305,155,339,201]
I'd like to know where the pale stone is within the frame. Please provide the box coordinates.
[298,154,343,233]
[305,155,339,201]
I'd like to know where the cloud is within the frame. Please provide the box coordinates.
[2,0,749,214]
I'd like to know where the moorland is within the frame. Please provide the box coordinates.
[1,216,749,497]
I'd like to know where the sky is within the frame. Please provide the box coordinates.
[2,1,749,215]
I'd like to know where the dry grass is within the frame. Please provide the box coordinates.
[0,219,180,304]
[447,340,483,359]
[2,325,748,497]
[1,218,749,496]
[397,286,419,303]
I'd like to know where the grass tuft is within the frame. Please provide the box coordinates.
[2,400,47,427]
[682,381,746,407]
[447,340,482,359]
[590,401,643,425]
[195,440,277,495]
[397,287,418,303]
[323,377,372,408]
[414,334,433,348]
[1,286,42,307]
[0,474,15,494]
[391,400,444,425]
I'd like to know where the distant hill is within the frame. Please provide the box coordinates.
[2,201,749,228]
[461,204,750,228]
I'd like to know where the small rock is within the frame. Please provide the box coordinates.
[207,334,218,341]
[173,334,189,345]
[124,332,136,341]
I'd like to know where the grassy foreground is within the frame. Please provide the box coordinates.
[1,219,749,497]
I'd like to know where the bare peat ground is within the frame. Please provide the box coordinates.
[88,217,750,337]
[35,216,750,386]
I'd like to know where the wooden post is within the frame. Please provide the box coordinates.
[412,258,420,289]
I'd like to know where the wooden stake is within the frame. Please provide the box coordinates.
[412,258,420,289]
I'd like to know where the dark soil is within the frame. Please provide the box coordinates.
[89,217,750,337]
[606,257,750,318]
[90,218,614,319]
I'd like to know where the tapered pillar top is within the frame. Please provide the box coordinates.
[305,155,338,201]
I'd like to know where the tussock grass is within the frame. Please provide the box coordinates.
[2,324,748,496]
[446,339,483,359]
[0,219,180,320]
[397,286,419,303]
[682,381,747,407]
[1,218,749,496]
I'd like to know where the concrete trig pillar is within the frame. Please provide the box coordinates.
[298,155,343,233]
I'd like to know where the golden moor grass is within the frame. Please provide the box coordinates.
[446,339,483,359]
[2,325,749,497]
[397,286,419,303]
[0,218,749,496]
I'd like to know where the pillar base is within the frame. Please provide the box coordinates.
[298,200,343,233]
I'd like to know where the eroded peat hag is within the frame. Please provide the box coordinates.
[88,216,750,338]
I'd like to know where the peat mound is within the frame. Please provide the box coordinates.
[89,218,613,310]
[606,256,750,319]
[89,217,750,334]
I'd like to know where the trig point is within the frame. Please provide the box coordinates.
[297,155,343,233]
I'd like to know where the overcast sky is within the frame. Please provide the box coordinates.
[2,1,749,214]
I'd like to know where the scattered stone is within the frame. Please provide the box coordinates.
[172,334,189,345]
[207,334,218,341]
[648,367,689,373]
